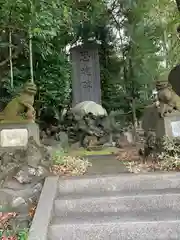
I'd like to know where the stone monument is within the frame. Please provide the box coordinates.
[70,44,101,106]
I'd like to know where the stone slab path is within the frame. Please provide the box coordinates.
[86,154,128,175]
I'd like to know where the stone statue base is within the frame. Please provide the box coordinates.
[156,111,180,138]
[0,133,51,229]
[142,105,180,139]
[0,123,40,149]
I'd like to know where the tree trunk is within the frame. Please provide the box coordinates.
[29,31,34,83]
[129,56,138,142]
[175,0,180,12]
[29,0,34,83]
[9,31,13,88]
[131,98,138,141]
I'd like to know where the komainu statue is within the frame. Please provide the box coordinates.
[0,81,37,123]
[156,75,180,118]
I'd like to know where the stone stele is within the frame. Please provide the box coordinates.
[70,44,101,106]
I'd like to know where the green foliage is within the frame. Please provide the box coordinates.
[0,0,179,123]
[0,229,28,239]
[101,0,180,122]
[52,150,67,165]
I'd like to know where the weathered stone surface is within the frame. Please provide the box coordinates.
[141,104,160,133]
[141,103,180,139]
[29,173,180,240]
[49,220,180,240]
[0,123,40,147]
[0,128,28,147]
[70,44,101,106]
[28,177,59,240]
[55,131,69,150]
[156,111,180,138]
[0,191,13,208]
[0,136,50,228]
[57,173,180,195]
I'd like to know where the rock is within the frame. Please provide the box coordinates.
[0,191,13,208]
[83,136,98,148]
[3,180,24,190]
[27,148,42,168]
[123,131,134,143]
[13,165,48,184]
[12,197,26,208]
[0,136,50,229]
[15,215,30,228]
[103,142,116,147]
[14,166,33,184]
[55,131,69,150]
[1,182,43,203]
[70,142,81,150]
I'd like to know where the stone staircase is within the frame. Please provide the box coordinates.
[28,173,180,240]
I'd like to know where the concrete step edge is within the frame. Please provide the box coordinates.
[51,209,180,224]
[58,172,180,182]
[48,220,180,240]
[28,176,59,240]
[54,193,180,216]
[50,219,180,226]
[58,173,180,194]
[56,188,180,200]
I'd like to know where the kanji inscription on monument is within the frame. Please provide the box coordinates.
[70,45,101,106]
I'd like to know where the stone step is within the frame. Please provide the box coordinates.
[28,174,180,240]
[58,173,180,196]
[54,192,180,217]
[52,208,180,223]
[57,187,180,199]
[48,220,180,240]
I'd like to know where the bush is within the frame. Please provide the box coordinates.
[158,136,180,171]
[124,136,180,173]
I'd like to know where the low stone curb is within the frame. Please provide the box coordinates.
[28,176,59,240]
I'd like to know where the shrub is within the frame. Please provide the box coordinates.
[158,136,180,171]
[124,136,180,173]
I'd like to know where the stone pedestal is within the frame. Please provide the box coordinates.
[0,123,40,149]
[0,123,49,229]
[141,104,159,133]
[156,112,180,138]
[142,105,180,139]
